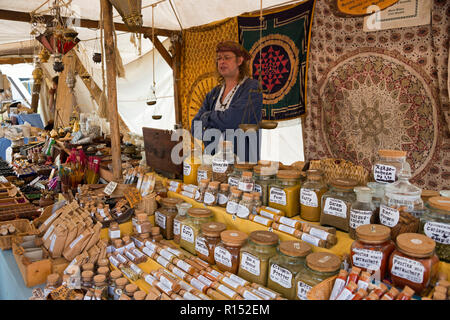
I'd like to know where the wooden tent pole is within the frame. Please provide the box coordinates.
[171,35,182,127]
[30,83,41,113]
[101,0,122,181]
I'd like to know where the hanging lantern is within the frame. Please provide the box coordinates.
[36,27,80,56]
[109,0,143,32]
[92,52,102,64]
[53,54,64,73]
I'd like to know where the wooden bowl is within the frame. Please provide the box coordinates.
[259,120,278,129]
[152,115,162,120]
[239,123,258,131]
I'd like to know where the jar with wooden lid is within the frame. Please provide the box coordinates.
[236,192,254,219]
[320,178,358,232]
[388,233,439,295]
[379,166,422,240]
[238,171,255,193]
[197,154,213,184]
[204,181,220,206]
[349,187,377,239]
[195,179,210,202]
[253,165,277,207]
[97,266,110,278]
[420,197,450,262]
[93,274,108,298]
[44,273,60,297]
[214,230,248,274]
[228,163,256,187]
[217,184,230,208]
[97,258,109,268]
[252,192,262,215]
[134,290,147,300]
[267,241,312,300]
[350,224,395,281]
[155,197,183,240]
[154,179,167,198]
[81,270,94,288]
[212,140,235,183]
[180,207,214,255]
[195,221,227,264]
[237,231,279,286]
[300,169,327,222]
[124,283,139,298]
[226,188,242,215]
[294,252,341,300]
[268,170,302,217]
[82,263,95,273]
[108,270,122,298]
[174,202,192,244]
[373,149,407,184]
[183,155,201,185]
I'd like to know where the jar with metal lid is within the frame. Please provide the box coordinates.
[267,241,312,300]
[155,197,183,240]
[372,149,407,184]
[174,202,192,244]
[420,197,450,262]
[320,178,357,232]
[388,233,439,295]
[212,140,236,183]
[350,224,395,281]
[197,155,213,184]
[203,181,220,206]
[237,231,279,286]
[180,207,214,255]
[253,165,277,206]
[300,169,327,222]
[183,155,201,185]
[226,188,242,215]
[294,252,341,300]
[268,170,302,217]
[349,187,377,239]
[228,163,256,187]
[217,184,230,208]
[379,166,422,240]
[236,192,254,219]
[214,230,248,274]
[195,221,227,264]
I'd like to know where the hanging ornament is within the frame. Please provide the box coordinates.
[53,54,64,73]
[92,52,101,64]
[146,84,157,106]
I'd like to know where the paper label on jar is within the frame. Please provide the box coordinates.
[379,205,399,227]
[323,198,347,218]
[269,187,286,206]
[69,234,84,249]
[136,224,142,234]
[156,256,170,268]
[130,263,141,275]
[204,192,216,205]
[125,251,136,261]
[424,222,450,244]
[181,191,195,199]
[168,186,179,192]
[159,275,174,290]
[109,256,119,267]
[254,184,262,195]
[240,252,260,276]
[242,290,263,300]
[212,159,230,173]
[277,224,296,235]
[194,190,201,201]
[253,215,270,226]
[373,164,396,184]
[132,248,144,258]
[181,225,195,244]
[116,253,127,263]
[155,211,166,229]
[173,219,181,236]
[257,287,277,299]
[297,281,312,300]
[387,197,415,212]
[349,209,373,229]
[214,246,232,267]
[183,162,191,176]
[195,236,209,257]
[197,170,208,183]
[236,204,250,219]
[218,284,236,298]
[391,255,425,284]
[239,181,254,193]
[269,263,292,289]
[301,233,321,247]
[145,241,157,252]
[228,176,239,187]
[226,200,239,214]
[183,291,201,300]
[109,229,121,239]
[167,247,182,257]
[352,248,383,270]
[144,274,156,286]
[300,188,318,207]
[218,193,228,205]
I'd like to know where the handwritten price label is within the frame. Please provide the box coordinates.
[104,181,118,196]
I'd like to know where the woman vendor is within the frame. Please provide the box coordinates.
[190,41,263,163]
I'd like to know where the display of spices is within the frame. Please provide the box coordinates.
[194,179,210,203]
[173,202,192,244]
[300,169,326,222]
[253,165,277,207]
[197,155,213,184]
[155,197,183,240]
[226,188,242,215]
[203,181,220,206]
[227,163,256,188]
[195,222,227,264]
[268,170,302,218]
[214,230,248,274]
[236,192,254,219]
[179,208,214,255]
[183,156,200,186]
[211,141,235,183]
[217,183,230,208]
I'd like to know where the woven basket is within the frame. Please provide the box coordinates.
[137,192,157,216]
[309,158,369,186]
[306,275,337,300]
[0,219,36,250]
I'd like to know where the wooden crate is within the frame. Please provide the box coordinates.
[0,219,36,250]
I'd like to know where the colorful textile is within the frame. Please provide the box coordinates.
[238,1,315,121]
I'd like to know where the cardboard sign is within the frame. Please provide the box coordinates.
[335,0,399,16]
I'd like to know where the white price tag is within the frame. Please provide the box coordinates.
[104,181,118,196]
[212,159,230,174]
[379,205,399,227]
[214,246,232,267]
[391,255,425,284]
[269,263,293,289]
[195,236,210,257]
[424,222,450,244]
[300,188,318,207]
[240,252,260,276]
[181,225,195,243]
[323,198,347,218]
[349,209,373,229]
[269,187,286,206]
[226,201,238,214]
[373,164,396,184]
[183,162,192,176]
[155,211,166,229]
[352,248,383,270]
[228,176,239,187]
[297,281,312,300]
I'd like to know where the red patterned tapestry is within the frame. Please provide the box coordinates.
[303,0,450,190]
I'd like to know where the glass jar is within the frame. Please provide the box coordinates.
[367,182,385,224]
[174,202,192,244]
[228,163,256,188]
[237,231,279,286]
[372,149,407,184]
[81,271,94,288]
[268,170,302,218]
[44,273,60,298]
[108,270,122,298]
[214,230,248,274]
[226,188,242,215]
[183,155,201,185]
[204,181,220,206]
[195,221,227,264]
[155,197,183,240]
[350,224,395,281]
[236,192,254,219]
[154,180,168,198]
[320,178,358,232]
[180,207,214,254]
[349,186,377,239]
[212,140,236,183]
[197,155,213,184]
[217,183,230,208]
[267,241,312,300]
[388,233,439,295]
[238,171,255,193]
[252,192,262,215]
[253,165,277,206]
[294,252,341,300]
[379,166,423,240]
[194,179,210,202]
[420,197,450,263]
[421,190,440,205]
[300,169,327,222]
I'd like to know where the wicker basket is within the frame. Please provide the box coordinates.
[306,275,337,300]
[309,158,369,186]
[0,219,36,250]
[136,192,157,215]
